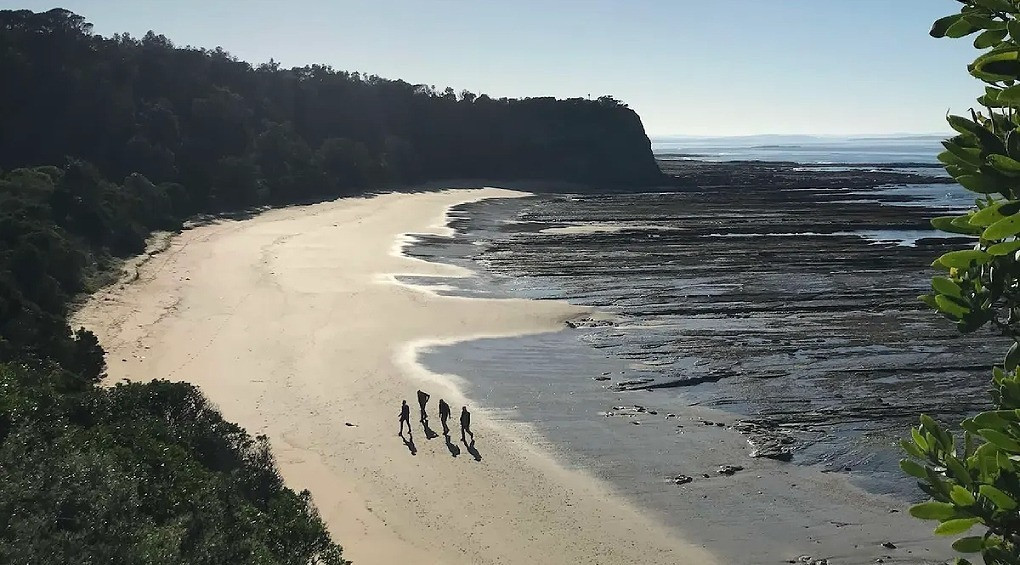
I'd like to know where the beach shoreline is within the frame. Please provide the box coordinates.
[72,188,719,565]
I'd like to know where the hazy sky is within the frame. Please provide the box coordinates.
[5,1,981,136]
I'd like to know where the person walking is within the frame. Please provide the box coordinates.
[438,398,451,435]
[417,389,430,423]
[398,399,411,436]
[460,406,473,443]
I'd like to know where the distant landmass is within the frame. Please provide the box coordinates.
[651,134,948,165]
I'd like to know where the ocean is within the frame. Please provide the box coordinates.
[651,134,947,164]
[403,135,981,562]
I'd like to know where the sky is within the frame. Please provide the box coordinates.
[3,1,981,136]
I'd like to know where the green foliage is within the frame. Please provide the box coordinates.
[0,8,662,197]
[909,3,1020,562]
[0,365,347,564]
[0,8,663,561]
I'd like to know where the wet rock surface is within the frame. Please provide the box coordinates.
[405,161,996,495]
[406,161,971,563]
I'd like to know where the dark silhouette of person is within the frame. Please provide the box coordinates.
[398,399,411,436]
[460,406,474,443]
[438,398,451,435]
[417,389,430,423]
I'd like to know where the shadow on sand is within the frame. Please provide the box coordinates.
[422,420,440,440]
[444,433,460,457]
[400,432,417,455]
[464,438,481,462]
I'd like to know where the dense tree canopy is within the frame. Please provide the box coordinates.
[0,8,661,208]
[0,8,663,561]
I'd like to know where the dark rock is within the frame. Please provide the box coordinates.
[734,419,796,461]
[566,316,617,329]
[672,474,693,485]
[881,542,896,549]
[613,378,655,390]
[717,464,744,475]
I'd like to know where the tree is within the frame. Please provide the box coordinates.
[905,3,1020,563]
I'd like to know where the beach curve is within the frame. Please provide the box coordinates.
[72,188,719,565]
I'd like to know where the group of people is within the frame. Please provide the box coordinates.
[399,389,473,443]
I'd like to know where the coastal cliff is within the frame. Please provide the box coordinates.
[0,8,661,200]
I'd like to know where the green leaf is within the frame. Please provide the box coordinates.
[979,485,1017,510]
[958,175,1004,195]
[997,449,1016,471]
[976,28,1009,49]
[932,276,963,298]
[942,140,983,167]
[937,294,969,317]
[947,19,981,39]
[951,485,976,506]
[934,517,981,536]
[980,428,1020,452]
[924,415,954,451]
[901,438,925,458]
[919,294,939,309]
[952,536,985,553]
[1010,19,1020,43]
[971,48,1020,82]
[949,115,981,136]
[913,427,929,451]
[900,459,927,479]
[989,153,1020,173]
[987,240,1020,255]
[910,501,957,520]
[934,249,993,268]
[970,202,1010,226]
[1005,341,1020,370]
[932,14,965,38]
[974,411,1008,428]
[932,215,982,235]
[1009,130,1020,160]
[983,214,1020,240]
[975,0,1016,12]
[939,150,979,169]
[998,85,1020,106]
[946,456,973,487]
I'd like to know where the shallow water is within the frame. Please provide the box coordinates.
[404,179,996,503]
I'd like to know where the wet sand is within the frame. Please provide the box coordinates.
[72,188,720,565]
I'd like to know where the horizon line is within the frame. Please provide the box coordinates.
[648,132,952,139]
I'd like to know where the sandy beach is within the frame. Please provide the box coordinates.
[73,188,720,565]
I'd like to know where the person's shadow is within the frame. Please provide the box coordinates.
[464,438,481,462]
[422,420,440,440]
[444,433,460,457]
[400,432,417,455]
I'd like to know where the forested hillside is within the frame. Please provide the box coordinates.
[0,8,661,562]
[0,8,660,209]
